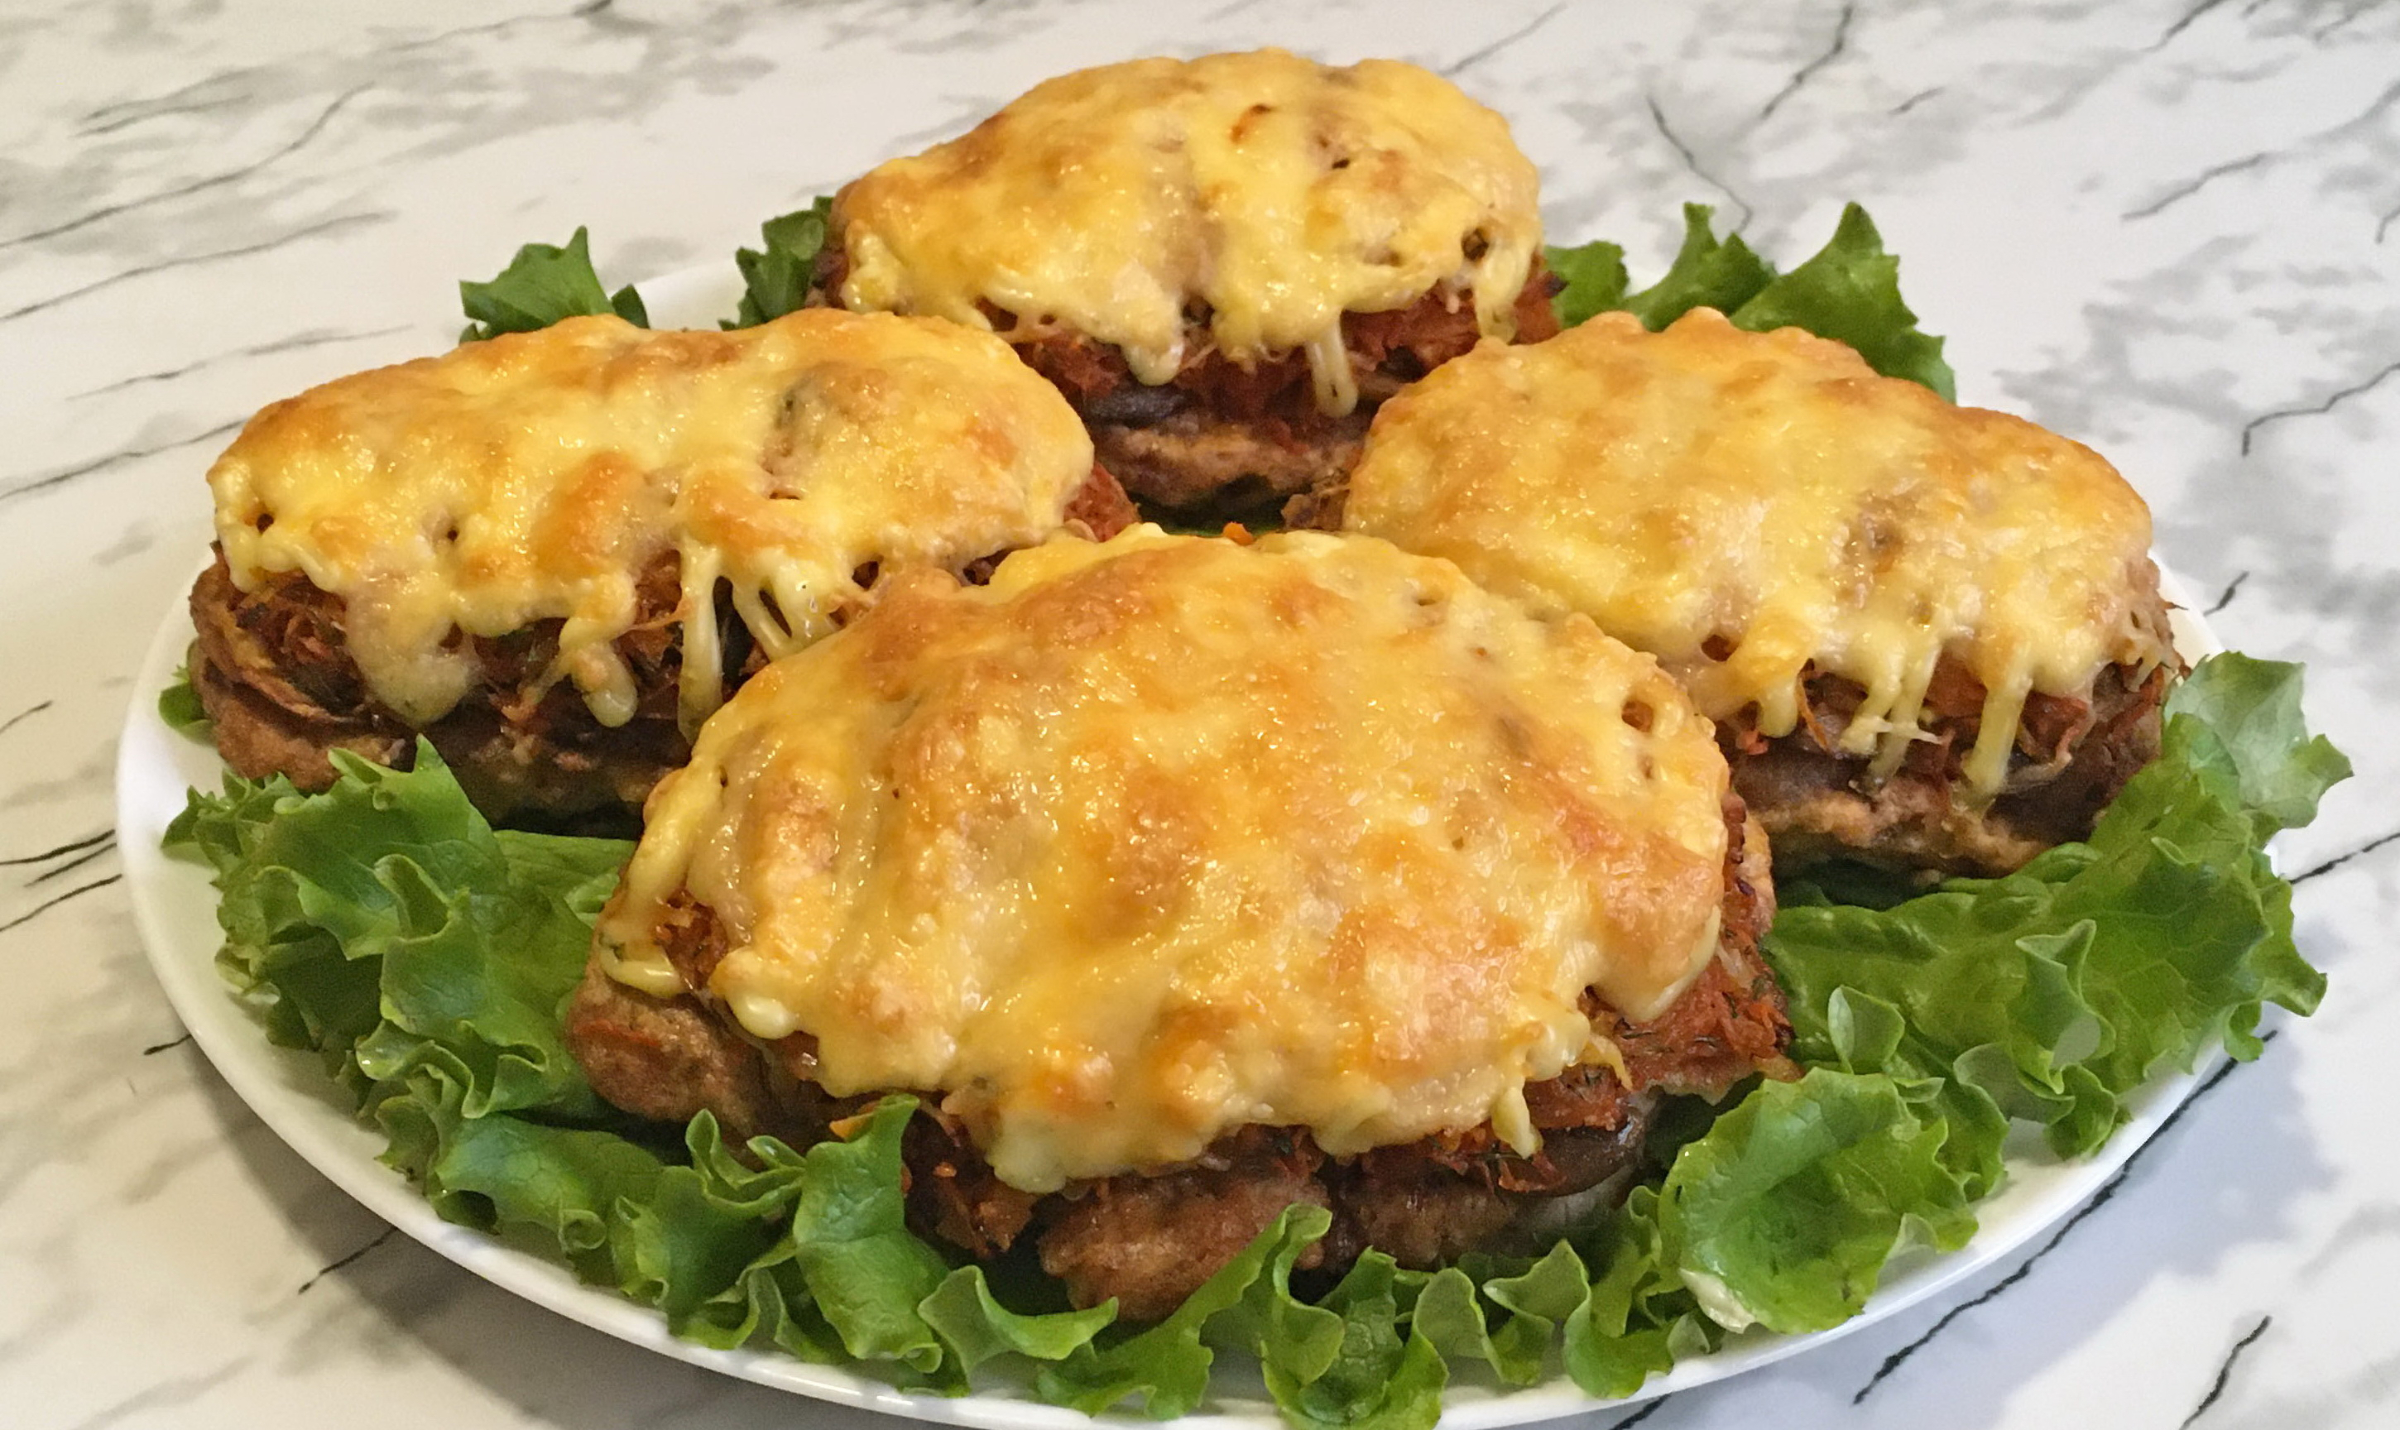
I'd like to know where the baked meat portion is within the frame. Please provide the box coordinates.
[188,464,1137,820]
[193,308,1135,822]
[565,796,1788,1322]
[809,51,1561,519]
[1328,309,2182,876]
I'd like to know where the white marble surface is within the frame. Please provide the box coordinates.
[3,2,2395,1426]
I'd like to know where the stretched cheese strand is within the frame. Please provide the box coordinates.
[209,309,1095,733]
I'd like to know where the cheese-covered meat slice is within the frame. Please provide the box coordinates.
[1338,309,2175,870]
[823,50,1555,511]
[209,309,1107,737]
[595,527,1740,1193]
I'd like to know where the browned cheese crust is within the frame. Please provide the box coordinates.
[815,53,1554,518]
[1295,488,2174,876]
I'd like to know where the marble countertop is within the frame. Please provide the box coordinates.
[4,2,2395,1427]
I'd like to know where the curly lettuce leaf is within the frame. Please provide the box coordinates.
[726,199,834,329]
[1543,237,1629,329]
[460,226,648,342]
[1727,203,1954,400]
[169,743,623,1111]
[1550,201,1952,397]
[1400,1242,1584,1387]
[1278,1254,1447,1430]
[1623,202,1775,330]
[921,1265,1119,1375]
[2157,651,2351,837]
[1767,654,2340,1170]
[787,1097,956,1378]
[158,664,211,734]
[1559,1184,1705,1397]
[1656,1068,1975,1334]
[163,748,1120,1394]
[1549,202,1769,334]
[1558,653,2340,1385]
[1036,1204,1341,1419]
[1551,1069,1970,1381]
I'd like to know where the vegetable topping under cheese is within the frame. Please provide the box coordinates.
[832,49,1544,419]
[209,310,1095,734]
[1342,309,2171,798]
[595,528,1732,1192]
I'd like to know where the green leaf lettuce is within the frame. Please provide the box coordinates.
[1766,654,2341,1176]
[158,663,211,735]
[1547,201,1954,398]
[726,199,835,329]
[460,226,648,342]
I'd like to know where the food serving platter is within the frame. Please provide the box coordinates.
[117,265,2231,1426]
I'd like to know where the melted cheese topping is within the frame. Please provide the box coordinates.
[834,49,1543,416]
[1343,310,2169,797]
[596,528,1731,1192]
[209,310,1096,732]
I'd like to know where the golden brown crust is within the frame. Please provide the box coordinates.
[816,48,1559,513]
[1342,308,2170,809]
[564,960,793,1143]
[1346,587,2168,880]
[828,51,1546,397]
[1038,1156,1332,1320]
[1088,408,1369,512]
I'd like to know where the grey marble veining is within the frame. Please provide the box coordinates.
[2,2,2394,1426]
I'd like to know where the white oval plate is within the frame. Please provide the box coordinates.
[118,268,2231,1426]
